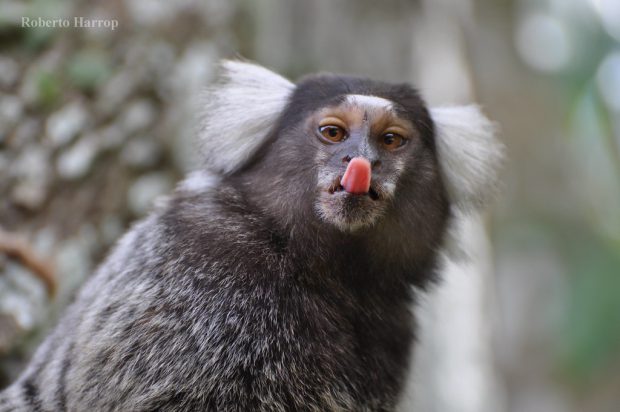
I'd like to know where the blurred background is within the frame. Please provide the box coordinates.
[1,0,619,411]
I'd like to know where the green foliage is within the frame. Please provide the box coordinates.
[22,26,57,51]
[555,13,620,386]
[66,50,112,92]
[556,234,620,385]
[36,70,62,109]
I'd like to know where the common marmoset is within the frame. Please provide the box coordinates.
[0,61,502,411]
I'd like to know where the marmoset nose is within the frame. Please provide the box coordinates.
[342,155,381,169]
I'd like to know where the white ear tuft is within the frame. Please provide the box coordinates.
[431,105,504,211]
[199,60,295,174]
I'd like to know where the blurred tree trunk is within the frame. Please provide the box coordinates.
[398,1,505,411]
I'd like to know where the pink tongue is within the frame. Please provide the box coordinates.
[341,157,371,194]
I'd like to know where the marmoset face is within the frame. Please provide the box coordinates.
[267,75,440,232]
[311,93,431,231]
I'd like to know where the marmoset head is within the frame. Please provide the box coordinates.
[199,61,502,234]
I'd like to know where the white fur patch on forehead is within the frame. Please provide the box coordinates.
[344,94,394,112]
[431,105,503,211]
[199,60,295,174]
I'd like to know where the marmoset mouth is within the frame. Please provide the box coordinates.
[327,177,380,201]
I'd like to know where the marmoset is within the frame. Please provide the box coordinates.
[0,61,502,411]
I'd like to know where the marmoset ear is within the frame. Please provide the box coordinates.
[199,60,295,174]
[430,105,503,211]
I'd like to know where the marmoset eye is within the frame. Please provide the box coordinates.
[381,133,407,150]
[319,125,347,142]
